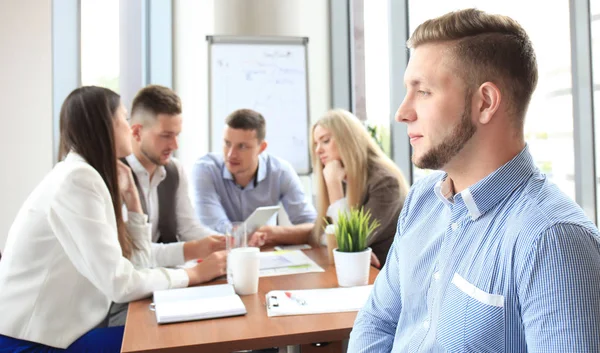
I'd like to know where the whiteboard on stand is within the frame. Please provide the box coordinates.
[207,36,311,175]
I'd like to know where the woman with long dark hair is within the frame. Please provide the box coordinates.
[0,86,225,351]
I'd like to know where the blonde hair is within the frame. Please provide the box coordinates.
[409,8,538,123]
[310,109,409,244]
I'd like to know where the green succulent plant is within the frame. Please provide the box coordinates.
[334,207,380,253]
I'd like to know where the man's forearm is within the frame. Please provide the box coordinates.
[268,223,314,245]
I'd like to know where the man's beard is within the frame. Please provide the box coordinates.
[141,144,168,166]
[413,98,476,170]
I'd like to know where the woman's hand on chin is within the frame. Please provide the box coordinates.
[323,160,345,185]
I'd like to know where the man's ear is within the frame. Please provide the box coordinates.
[258,140,268,154]
[476,82,501,125]
[131,123,143,142]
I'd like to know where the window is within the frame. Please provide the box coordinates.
[363,0,392,155]
[408,1,575,199]
[80,0,120,92]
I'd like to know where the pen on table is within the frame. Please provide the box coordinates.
[285,291,307,305]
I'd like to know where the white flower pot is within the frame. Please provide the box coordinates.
[333,247,371,287]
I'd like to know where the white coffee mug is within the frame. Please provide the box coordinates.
[229,247,260,295]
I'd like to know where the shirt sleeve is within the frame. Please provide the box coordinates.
[173,159,219,241]
[191,158,232,233]
[126,211,152,269]
[348,187,416,352]
[279,162,317,225]
[48,166,189,304]
[516,223,600,352]
[123,191,187,269]
[149,242,185,268]
[348,225,403,352]
[326,198,350,223]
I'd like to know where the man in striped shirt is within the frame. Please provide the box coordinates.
[349,8,600,353]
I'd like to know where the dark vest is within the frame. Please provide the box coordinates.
[121,158,180,244]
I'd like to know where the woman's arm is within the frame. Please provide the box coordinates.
[323,160,345,203]
[49,166,189,303]
[126,211,153,268]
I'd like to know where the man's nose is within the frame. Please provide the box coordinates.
[395,95,416,123]
[227,147,236,158]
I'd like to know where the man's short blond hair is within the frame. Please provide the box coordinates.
[409,8,538,125]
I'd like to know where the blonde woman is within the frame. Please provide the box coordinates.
[311,109,409,267]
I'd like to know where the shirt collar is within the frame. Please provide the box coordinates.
[433,145,536,220]
[222,153,268,187]
[126,154,166,182]
[64,151,86,163]
[256,153,268,183]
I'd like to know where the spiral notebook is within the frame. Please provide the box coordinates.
[152,284,247,324]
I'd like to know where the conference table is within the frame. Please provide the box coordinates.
[120,248,380,353]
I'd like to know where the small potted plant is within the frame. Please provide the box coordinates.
[332,207,380,287]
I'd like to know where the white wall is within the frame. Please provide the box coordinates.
[0,1,53,251]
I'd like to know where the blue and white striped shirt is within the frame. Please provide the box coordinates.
[349,146,600,352]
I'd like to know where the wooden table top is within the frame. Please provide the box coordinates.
[121,248,380,353]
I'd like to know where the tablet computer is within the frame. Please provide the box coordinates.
[244,206,280,234]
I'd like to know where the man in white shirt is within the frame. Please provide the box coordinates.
[108,85,228,327]
[125,85,226,268]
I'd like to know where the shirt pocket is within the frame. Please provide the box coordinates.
[438,273,505,353]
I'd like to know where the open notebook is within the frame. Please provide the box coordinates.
[152,284,247,324]
[265,285,373,317]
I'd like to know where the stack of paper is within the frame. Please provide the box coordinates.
[259,250,325,277]
[265,285,373,317]
[153,284,246,324]
[259,250,312,269]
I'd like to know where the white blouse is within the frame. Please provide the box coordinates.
[326,197,350,223]
[0,153,188,348]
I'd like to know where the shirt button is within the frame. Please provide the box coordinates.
[433,272,441,281]
[451,223,458,231]
[423,320,430,329]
